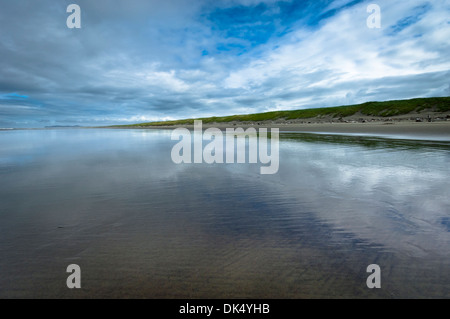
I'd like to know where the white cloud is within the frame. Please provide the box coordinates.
[322,0,358,13]
[144,70,190,93]
[221,0,450,110]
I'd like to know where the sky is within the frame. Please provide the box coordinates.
[0,0,449,128]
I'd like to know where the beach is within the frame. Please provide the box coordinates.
[125,121,450,140]
[1,128,449,298]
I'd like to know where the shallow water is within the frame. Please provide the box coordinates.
[0,128,449,298]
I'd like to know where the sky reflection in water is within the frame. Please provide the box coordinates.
[0,129,448,298]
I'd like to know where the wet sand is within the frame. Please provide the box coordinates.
[1,128,449,298]
[129,121,450,139]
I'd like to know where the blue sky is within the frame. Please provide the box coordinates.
[0,0,449,127]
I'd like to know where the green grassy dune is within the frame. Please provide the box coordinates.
[117,97,450,127]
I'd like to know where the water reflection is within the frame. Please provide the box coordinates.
[0,129,448,298]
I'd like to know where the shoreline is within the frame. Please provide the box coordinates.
[5,121,449,141]
[114,121,450,140]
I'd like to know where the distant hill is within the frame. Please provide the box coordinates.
[116,97,450,127]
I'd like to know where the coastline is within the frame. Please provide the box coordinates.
[115,121,450,140]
